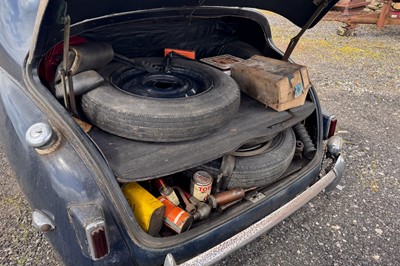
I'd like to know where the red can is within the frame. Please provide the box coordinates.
[190,171,213,202]
[158,197,193,234]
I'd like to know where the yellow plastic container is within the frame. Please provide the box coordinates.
[122,182,165,236]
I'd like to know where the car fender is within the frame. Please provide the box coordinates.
[0,71,132,265]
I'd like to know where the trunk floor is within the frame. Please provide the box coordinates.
[88,94,315,181]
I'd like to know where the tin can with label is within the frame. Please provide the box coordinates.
[154,178,180,206]
[190,171,213,202]
[158,197,193,234]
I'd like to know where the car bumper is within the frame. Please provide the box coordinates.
[165,155,345,266]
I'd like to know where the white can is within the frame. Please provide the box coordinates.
[190,171,213,202]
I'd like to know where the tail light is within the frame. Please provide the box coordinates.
[69,205,109,260]
[322,109,337,140]
[86,220,109,260]
[327,118,337,139]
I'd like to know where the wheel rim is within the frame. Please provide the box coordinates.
[111,65,214,99]
[232,141,273,157]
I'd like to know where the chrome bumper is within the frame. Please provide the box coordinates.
[165,155,345,266]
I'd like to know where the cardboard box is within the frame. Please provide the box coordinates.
[231,55,311,111]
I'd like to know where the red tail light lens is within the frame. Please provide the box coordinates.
[86,221,109,260]
[328,118,337,139]
[322,109,337,140]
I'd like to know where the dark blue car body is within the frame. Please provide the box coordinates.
[0,1,344,265]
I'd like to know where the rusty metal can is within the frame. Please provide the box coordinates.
[158,197,193,234]
[208,188,245,208]
[159,186,180,206]
[190,171,213,202]
[154,178,180,206]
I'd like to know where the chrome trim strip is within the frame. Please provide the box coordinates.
[165,155,345,266]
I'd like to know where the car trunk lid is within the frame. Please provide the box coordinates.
[28,0,339,64]
[55,0,338,28]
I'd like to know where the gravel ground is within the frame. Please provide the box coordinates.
[1,12,400,266]
[0,146,60,265]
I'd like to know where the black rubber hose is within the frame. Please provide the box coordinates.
[293,123,316,160]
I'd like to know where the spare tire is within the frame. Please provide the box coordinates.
[81,58,240,142]
[196,128,296,188]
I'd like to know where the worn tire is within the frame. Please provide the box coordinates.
[81,58,240,142]
[197,128,296,188]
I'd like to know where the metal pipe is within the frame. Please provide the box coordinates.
[217,199,242,212]
[60,15,78,115]
[347,17,400,25]
[282,0,329,61]
[208,187,257,208]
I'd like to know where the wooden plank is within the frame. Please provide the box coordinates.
[88,95,315,182]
